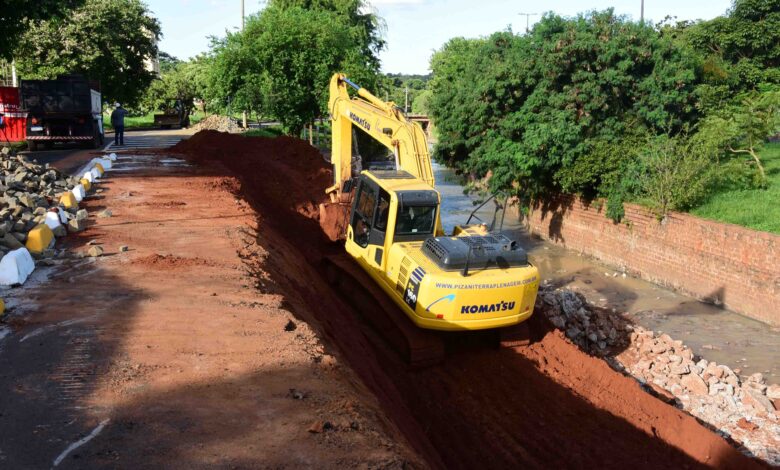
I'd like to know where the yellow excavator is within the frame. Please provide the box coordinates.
[320,73,539,365]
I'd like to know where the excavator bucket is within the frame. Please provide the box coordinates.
[319,201,350,242]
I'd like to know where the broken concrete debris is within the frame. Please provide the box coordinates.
[0,153,114,285]
[537,287,780,465]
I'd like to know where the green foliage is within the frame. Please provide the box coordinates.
[697,88,780,185]
[14,0,161,106]
[207,1,382,134]
[244,127,285,138]
[633,132,721,216]
[378,73,431,112]
[141,60,205,118]
[429,11,703,204]
[269,0,385,71]
[158,52,182,75]
[411,89,432,114]
[686,0,780,92]
[1,0,84,60]
[691,143,780,234]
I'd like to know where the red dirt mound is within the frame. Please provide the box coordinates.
[172,131,332,233]
[171,131,765,469]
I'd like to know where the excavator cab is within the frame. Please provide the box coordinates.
[345,171,441,271]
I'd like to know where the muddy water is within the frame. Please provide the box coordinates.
[434,162,780,384]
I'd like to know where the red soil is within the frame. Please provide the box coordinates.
[131,253,215,269]
[171,131,766,469]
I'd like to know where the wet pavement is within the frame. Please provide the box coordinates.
[434,162,780,384]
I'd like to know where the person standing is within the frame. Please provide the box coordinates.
[110,103,128,146]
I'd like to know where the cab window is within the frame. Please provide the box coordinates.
[352,184,377,247]
[395,205,436,235]
[374,190,391,232]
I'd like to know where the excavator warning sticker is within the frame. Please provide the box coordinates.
[403,267,425,310]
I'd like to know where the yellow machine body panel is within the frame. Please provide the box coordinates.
[344,171,539,331]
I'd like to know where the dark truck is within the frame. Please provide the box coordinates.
[20,74,104,150]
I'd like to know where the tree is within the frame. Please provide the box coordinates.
[699,89,780,185]
[0,0,84,60]
[158,52,182,75]
[208,3,383,134]
[686,0,780,92]
[14,0,161,106]
[428,11,703,204]
[269,0,385,72]
[142,62,201,119]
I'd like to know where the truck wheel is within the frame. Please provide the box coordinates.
[27,141,38,151]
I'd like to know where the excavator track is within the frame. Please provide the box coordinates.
[321,254,445,368]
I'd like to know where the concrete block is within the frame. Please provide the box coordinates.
[72,184,86,202]
[25,224,54,254]
[80,178,92,192]
[44,211,62,230]
[0,248,35,285]
[59,192,78,210]
[97,158,112,170]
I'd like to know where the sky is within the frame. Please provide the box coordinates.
[148,0,734,75]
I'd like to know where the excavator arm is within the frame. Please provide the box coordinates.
[326,73,434,199]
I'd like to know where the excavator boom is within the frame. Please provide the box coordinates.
[327,73,434,197]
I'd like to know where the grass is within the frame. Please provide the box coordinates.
[691,142,780,234]
[243,127,284,138]
[103,110,206,131]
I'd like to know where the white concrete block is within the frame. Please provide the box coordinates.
[44,211,62,230]
[0,248,35,286]
[72,184,86,202]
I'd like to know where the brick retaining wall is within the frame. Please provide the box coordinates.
[519,196,779,326]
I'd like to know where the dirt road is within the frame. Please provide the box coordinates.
[167,131,767,469]
[0,152,419,468]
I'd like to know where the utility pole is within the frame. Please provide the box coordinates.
[11,60,17,87]
[640,0,645,23]
[404,86,409,113]
[241,0,247,129]
[518,12,538,33]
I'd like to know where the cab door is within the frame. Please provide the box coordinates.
[345,177,390,271]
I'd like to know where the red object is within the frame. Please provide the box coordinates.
[0,87,26,143]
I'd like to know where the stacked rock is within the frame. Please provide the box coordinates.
[0,153,115,290]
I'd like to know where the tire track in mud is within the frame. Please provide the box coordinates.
[170,131,766,469]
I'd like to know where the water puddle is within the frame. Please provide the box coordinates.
[434,162,780,384]
[111,154,190,171]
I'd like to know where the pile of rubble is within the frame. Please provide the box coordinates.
[537,287,780,464]
[0,150,80,256]
[192,115,241,133]
[538,289,630,355]
[0,149,113,289]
